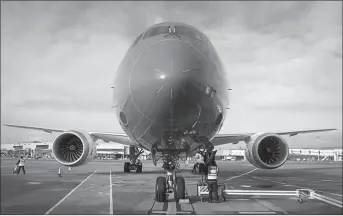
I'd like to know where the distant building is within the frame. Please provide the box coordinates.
[215,147,343,161]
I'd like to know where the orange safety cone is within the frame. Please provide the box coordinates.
[68,167,72,171]
[58,168,62,177]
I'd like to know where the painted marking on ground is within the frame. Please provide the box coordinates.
[185,187,196,215]
[27,182,41,185]
[109,170,113,215]
[252,176,343,197]
[167,202,176,215]
[254,199,287,214]
[226,168,259,181]
[44,171,96,215]
[229,199,250,200]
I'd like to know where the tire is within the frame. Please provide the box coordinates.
[124,162,130,172]
[136,164,142,173]
[199,163,205,173]
[155,177,166,202]
[176,176,186,201]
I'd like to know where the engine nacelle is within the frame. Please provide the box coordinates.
[244,133,289,169]
[52,130,97,167]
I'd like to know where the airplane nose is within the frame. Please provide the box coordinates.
[129,39,207,126]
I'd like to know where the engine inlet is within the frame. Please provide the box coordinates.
[257,135,288,168]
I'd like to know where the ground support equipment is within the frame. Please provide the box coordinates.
[297,189,342,208]
[196,185,342,209]
[196,180,226,202]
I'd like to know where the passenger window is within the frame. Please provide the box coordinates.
[142,26,170,40]
[175,26,201,41]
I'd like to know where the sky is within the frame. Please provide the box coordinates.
[1,1,342,149]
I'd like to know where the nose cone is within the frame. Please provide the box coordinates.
[129,39,206,126]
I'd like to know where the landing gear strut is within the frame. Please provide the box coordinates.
[154,149,186,203]
[124,146,143,173]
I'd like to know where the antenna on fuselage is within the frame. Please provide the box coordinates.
[226,88,232,110]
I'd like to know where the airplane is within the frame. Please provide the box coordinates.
[4,22,336,203]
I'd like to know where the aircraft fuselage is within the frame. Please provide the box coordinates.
[113,22,229,155]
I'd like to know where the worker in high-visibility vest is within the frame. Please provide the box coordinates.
[16,156,26,175]
[203,153,208,178]
[207,161,219,203]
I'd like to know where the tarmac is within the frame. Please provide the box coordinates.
[1,158,342,215]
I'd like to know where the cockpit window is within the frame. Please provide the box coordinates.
[131,33,143,47]
[175,26,201,41]
[142,26,170,40]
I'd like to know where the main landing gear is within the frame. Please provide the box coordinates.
[124,146,143,173]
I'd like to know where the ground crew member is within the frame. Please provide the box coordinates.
[16,156,26,175]
[192,163,200,173]
[203,153,208,178]
[207,161,219,203]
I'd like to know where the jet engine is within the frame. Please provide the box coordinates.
[244,133,289,169]
[52,130,97,167]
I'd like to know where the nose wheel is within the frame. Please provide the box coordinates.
[155,174,186,202]
[155,177,167,202]
[175,176,186,200]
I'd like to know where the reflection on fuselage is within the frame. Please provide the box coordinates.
[113,22,229,155]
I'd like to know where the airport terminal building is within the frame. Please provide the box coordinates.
[0,142,150,160]
[214,148,342,161]
[1,142,342,161]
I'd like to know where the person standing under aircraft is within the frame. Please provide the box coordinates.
[16,156,26,175]
[207,160,219,203]
[192,162,200,173]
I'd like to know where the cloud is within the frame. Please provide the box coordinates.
[1,2,341,147]
[16,98,113,113]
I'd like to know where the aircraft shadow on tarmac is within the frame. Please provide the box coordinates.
[95,170,165,175]
[95,169,193,175]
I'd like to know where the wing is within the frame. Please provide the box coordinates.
[89,132,135,146]
[3,124,137,146]
[211,128,337,146]
[4,124,336,147]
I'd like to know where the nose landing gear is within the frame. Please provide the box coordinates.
[154,150,186,203]
[155,169,186,202]
[154,136,218,203]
